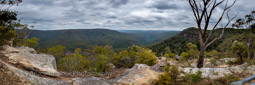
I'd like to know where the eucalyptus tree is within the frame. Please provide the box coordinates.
[188,0,237,68]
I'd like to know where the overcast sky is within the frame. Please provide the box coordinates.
[5,0,255,30]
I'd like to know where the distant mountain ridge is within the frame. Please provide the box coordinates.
[28,29,180,51]
[150,27,255,55]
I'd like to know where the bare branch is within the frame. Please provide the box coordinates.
[204,0,236,46]
[205,10,238,49]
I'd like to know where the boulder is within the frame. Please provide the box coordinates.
[0,45,60,77]
[72,77,112,85]
[181,67,232,79]
[228,64,246,74]
[0,60,69,85]
[112,64,161,85]
[243,65,255,74]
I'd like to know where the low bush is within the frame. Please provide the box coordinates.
[113,45,157,68]
[213,74,240,85]
[182,70,202,84]
[154,65,180,85]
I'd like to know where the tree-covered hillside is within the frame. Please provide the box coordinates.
[28,29,179,51]
[150,27,255,55]
[118,30,180,43]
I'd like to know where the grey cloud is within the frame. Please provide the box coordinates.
[4,0,255,30]
[109,0,129,8]
[150,1,179,10]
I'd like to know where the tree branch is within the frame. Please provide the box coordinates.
[204,0,236,46]
[205,10,238,49]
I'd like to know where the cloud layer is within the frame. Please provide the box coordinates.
[5,0,255,30]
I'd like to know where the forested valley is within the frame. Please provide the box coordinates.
[0,0,255,85]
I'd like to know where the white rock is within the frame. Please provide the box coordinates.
[181,67,232,79]
[219,58,236,63]
[244,65,255,74]
[228,64,246,74]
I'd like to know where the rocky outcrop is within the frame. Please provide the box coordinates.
[112,64,161,85]
[0,59,69,85]
[72,77,112,85]
[181,67,232,79]
[228,64,247,74]
[244,65,255,74]
[0,45,60,77]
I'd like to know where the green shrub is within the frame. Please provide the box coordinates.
[47,45,66,58]
[182,70,202,84]
[0,10,18,47]
[179,52,190,62]
[136,48,157,66]
[23,37,39,48]
[113,45,157,68]
[113,50,136,68]
[91,55,112,72]
[210,58,218,66]
[206,50,221,59]
[164,47,176,58]
[154,65,180,85]
[214,74,239,85]
[187,42,199,58]
[58,48,89,72]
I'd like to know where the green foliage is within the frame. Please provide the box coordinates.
[136,47,157,66]
[151,28,255,55]
[154,65,180,85]
[214,74,240,85]
[209,58,218,66]
[47,45,66,58]
[231,41,248,63]
[182,71,202,83]
[58,48,89,72]
[93,45,114,57]
[28,29,179,51]
[23,37,39,48]
[179,52,190,62]
[58,46,114,73]
[187,42,199,58]
[164,47,176,58]
[232,10,255,29]
[113,50,135,68]
[205,50,221,59]
[90,55,111,72]
[0,10,18,47]
[113,45,157,68]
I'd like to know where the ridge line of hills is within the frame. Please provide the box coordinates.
[28,29,180,51]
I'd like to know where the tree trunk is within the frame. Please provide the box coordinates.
[247,40,251,59]
[197,48,204,68]
[238,54,244,64]
[197,33,204,68]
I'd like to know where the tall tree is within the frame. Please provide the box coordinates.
[232,10,255,59]
[188,0,237,68]
[0,0,22,9]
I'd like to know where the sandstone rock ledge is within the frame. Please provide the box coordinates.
[0,45,60,77]
[111,64,161,85]
[0,59,69,85]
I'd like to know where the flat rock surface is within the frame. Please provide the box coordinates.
[0,45,60,77]
[112,64,161,85]
[72,77,112,85]
[0,59,69,85]
[181,67,232,79]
